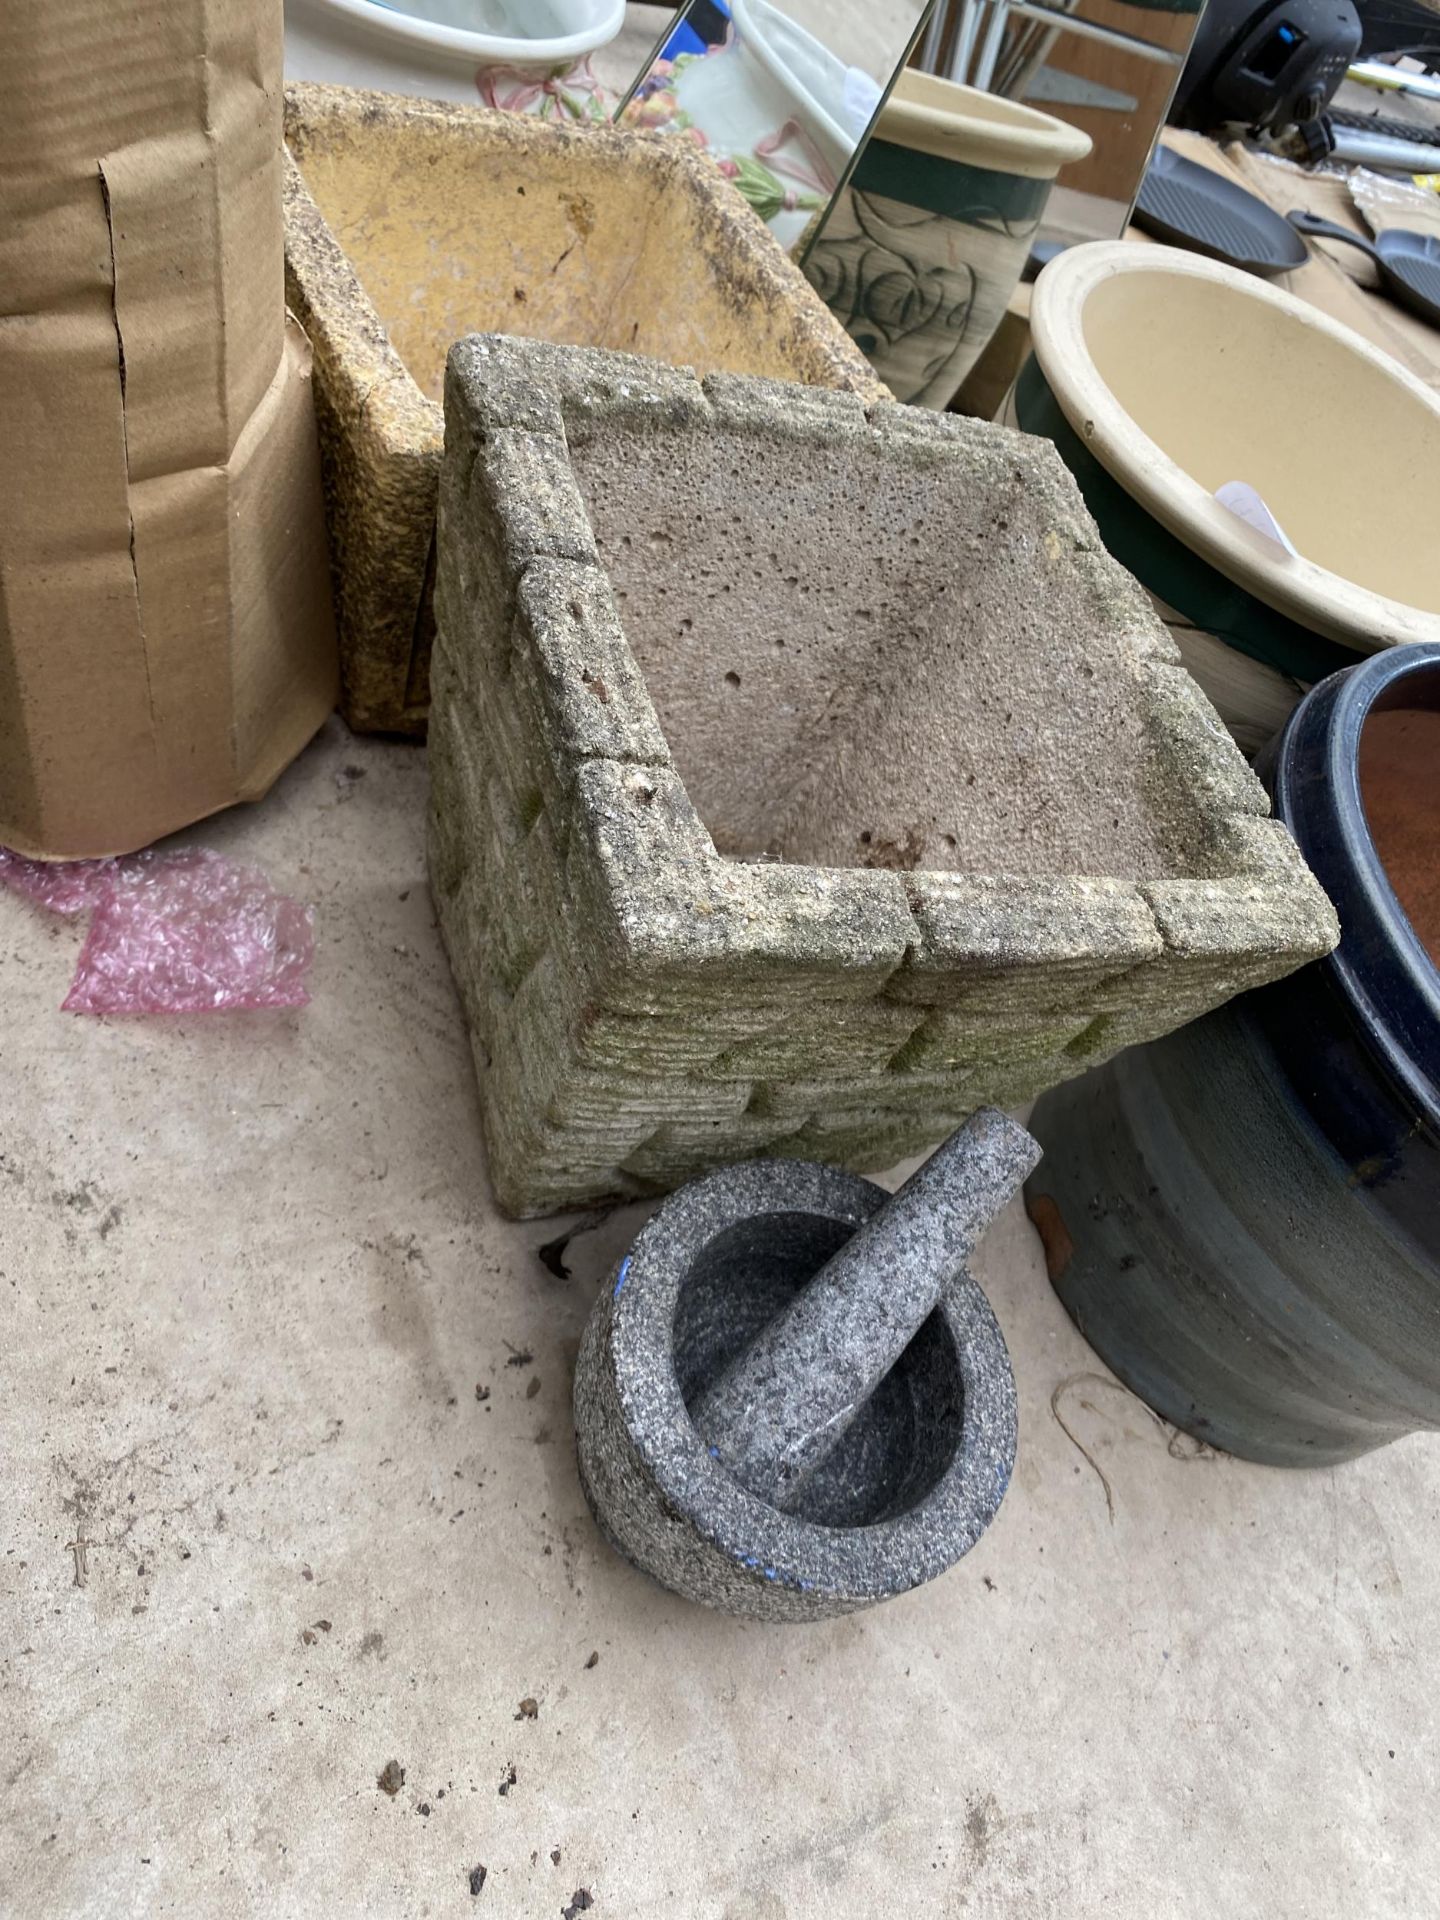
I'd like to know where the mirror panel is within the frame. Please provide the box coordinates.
[618,1,935,251]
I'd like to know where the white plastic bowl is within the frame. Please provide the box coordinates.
[284,0,625,103]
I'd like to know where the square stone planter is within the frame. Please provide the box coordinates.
[429,335,1338,1218]
[282,81,884,736]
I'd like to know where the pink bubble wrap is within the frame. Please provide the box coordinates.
[0,846,314,1015]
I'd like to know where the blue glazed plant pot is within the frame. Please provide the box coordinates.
[803,70,1089,409]
[1025,642,1440,1467]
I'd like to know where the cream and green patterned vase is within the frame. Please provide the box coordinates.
[803,72,1089,409]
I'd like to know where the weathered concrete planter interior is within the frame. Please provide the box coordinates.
[427,336,1338,1218]
[282,82,881,734]
[289,100,836,411]
[569,408,1211,883]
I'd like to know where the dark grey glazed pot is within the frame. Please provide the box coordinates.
[1025,643,1440,1467]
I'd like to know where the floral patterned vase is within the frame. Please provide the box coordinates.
[478,57,613,122]
[804,72,1090,409]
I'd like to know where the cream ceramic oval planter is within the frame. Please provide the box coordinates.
[1008,242,1440,750]
[804,71,1090,409]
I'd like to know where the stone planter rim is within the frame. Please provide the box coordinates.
[610,1158,1016,1602]
[1027,241,1440,653]
[879,68,1092,178]
[430,331,1341,1214]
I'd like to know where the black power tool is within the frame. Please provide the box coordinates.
[1169,0,1363,134]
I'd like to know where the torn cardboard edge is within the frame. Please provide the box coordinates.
[1,319,337,862]
[0,0,336,863]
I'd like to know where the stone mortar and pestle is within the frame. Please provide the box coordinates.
[573,1109,1039,1621]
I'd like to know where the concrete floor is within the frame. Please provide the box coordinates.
[4,720,1438,1918]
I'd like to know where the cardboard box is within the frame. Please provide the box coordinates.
[0,0,337,859]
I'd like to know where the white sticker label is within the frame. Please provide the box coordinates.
[1215,481,1299,557]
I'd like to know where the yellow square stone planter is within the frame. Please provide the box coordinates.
[283,82,884,734]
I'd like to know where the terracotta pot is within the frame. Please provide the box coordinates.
[1026,643,1440,1467]
[1006,241,1440,753]
[804,71,1089,409]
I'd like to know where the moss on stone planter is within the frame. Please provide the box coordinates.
[428,335,1338,1218]
[282,82,884,736]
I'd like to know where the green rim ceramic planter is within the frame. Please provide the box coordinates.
[1005,241,1440,753]
[803,71,1090,409]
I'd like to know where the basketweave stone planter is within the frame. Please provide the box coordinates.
[428,334,1339,1219]
[282,81,883,736]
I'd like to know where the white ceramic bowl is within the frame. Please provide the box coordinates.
[285,0,625,104]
